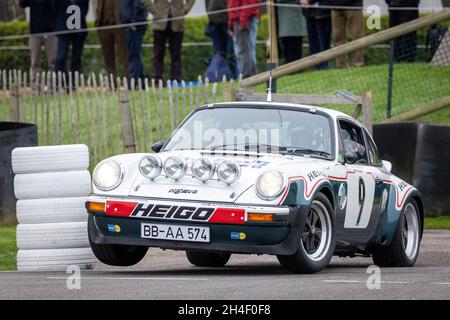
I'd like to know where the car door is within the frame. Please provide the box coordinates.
[363,128,391,225]
[337,120,379,239]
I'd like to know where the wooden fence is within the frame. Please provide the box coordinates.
[0,70,237,167]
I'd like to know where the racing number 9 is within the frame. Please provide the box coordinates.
[356,178,365,225]
[344,174,375,229]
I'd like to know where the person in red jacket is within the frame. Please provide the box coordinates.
[228,0,260,78]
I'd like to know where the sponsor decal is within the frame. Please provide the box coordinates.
[104,200,246,224]
[239,160,270,169]
[107,224,121,233]
[306,170,324,182]
[231,232,246,240]
[168,188,198,195]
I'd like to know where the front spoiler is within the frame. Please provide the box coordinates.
[88,204,310,256]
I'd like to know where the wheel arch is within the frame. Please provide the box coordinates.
[411,194,425,238]
[315,183,336,212]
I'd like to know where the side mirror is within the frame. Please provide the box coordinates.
[151,141,166,153]
[344,151,357,164]
[382,160,392,173]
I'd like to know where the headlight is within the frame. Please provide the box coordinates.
[217,160,241,184]
[256,170,285,200]
[139,155,162,180]
[93,160,123,191]
[192,158,215,182]
[164,156,187,180]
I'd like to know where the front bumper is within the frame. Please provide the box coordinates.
[87,196,310,256]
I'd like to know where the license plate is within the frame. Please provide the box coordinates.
[141,223,210,243]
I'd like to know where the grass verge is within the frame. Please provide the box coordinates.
[0,225,16,271]
[424,216,450,230]
[257,63,450,124]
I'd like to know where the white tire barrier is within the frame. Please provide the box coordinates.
[17,222,89,250]
[16,197,88,224]
[14,171,91,200]
[11,144,89,174]
[17,248,95,272]
[12,144,96,272]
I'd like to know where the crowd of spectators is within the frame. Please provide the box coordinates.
[18,0,423,88]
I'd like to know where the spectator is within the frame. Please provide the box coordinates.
[300,0,332,69]
[143,0,195,82]
[120,0,148,82]
[276,0,307,64]
[205,0,234,56]
[386,0,420,62]
[54,0,89,85]
[228,0,260,78]
[94,0,128,78]
[19,0,57,91]
[331,0,364,68]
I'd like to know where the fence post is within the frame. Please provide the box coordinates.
[362,91,373,135]
[119,87,136,153]
[10,82,20,122]
[224,86,236,102]
[386,39,395,119]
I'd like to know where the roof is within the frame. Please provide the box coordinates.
[208,101,357,122]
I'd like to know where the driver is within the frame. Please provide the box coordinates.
[289,124,326,151]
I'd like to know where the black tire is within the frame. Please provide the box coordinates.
[186,250,231,267]
[277,193,336,274]
[372,199,421,267]
[88,216,148,266]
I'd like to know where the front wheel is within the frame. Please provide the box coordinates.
[277,193,336,274]
[186,250,231,267]
[372,199,421,267]
[88,216,148,266]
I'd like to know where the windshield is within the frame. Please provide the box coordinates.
[164,107,333,159]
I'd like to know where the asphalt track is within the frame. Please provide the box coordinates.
[1,230,449,300]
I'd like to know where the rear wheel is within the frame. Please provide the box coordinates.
[88,216,148,266]
[277,193,336,274]
[372,199,421,267]
[186,250,231,267]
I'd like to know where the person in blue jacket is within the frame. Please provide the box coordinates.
[54,0,90,87]
[120,0,149,83]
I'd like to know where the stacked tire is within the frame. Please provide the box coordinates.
[12,145,96,271]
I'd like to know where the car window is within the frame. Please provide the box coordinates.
[165,107,333,158]
[365,131,383,166]
[338,120,368,165]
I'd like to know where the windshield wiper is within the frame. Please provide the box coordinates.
[284,148,331,159]
[210,143,286,154]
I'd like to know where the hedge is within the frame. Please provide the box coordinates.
[0,15,446,81]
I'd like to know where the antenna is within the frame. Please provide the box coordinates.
[267,71,273,102]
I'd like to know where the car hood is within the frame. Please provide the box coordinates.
[125,150,328,204]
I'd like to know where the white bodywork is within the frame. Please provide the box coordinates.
[92,102,417,228]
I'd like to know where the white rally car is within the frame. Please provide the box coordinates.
[86,102,424,273]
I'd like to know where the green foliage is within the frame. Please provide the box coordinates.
[424,216,450,230]
[0,225,16,271]
[3,15,447,81]
[0,17,269,81]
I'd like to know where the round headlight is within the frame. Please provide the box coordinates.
[164,156,187,180]
[256,170,285,200]
[217,160,241,184]
[192,158,215,182]
[139,155,162,180]
[93,160,123,191]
